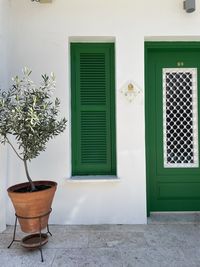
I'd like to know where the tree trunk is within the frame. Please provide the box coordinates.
[23,159,36,191]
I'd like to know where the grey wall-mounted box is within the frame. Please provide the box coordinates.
[183,0,196,13]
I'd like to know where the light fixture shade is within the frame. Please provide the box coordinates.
[183,0,196,13]
[31,0,52,3]
[39,0,52,2]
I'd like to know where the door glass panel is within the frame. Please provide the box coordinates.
[163,68,199,168]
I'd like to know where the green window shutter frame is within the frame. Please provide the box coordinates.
[71,43,116,176]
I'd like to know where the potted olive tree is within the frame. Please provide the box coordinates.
[0,67,67,233]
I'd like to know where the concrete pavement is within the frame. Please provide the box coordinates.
[0,217,200,266]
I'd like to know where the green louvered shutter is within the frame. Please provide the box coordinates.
[71,43,116,176]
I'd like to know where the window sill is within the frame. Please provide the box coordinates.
[66,176,120,183]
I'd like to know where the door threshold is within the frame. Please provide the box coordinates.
[148,212,200,224]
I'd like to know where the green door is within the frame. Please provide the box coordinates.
[145,42,200,214]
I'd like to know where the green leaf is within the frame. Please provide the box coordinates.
[0,68,67,161]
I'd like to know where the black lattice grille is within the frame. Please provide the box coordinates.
[163,69,198,167]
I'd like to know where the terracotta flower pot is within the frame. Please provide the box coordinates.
[7,180,57,233]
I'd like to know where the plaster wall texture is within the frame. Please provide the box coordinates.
[0,0,10,231]
[2,0,200,226]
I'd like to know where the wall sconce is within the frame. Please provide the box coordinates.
[120,81,142,103]
[31,0,52,3]
[183,0,195,13]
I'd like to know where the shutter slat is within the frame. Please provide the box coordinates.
[80,52,106,106]
[81,111,107,164]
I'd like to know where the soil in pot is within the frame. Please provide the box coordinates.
[14,184,51,193]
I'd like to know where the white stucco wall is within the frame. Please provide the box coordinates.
[0,0,10,231]
[3,0,200,225]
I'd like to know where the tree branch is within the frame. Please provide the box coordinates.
[5,137,23,161]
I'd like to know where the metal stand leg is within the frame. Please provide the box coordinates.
[46,224,52,236]
[39,247,44,262]
[7,215,20,248]
[39,217,44,262]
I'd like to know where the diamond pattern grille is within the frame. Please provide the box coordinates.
[163,68,199,168]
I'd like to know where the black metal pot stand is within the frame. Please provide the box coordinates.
[8,209,52,262]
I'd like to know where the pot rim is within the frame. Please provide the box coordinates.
[7,180,57,194]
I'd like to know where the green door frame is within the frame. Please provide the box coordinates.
[145,41,200,216]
